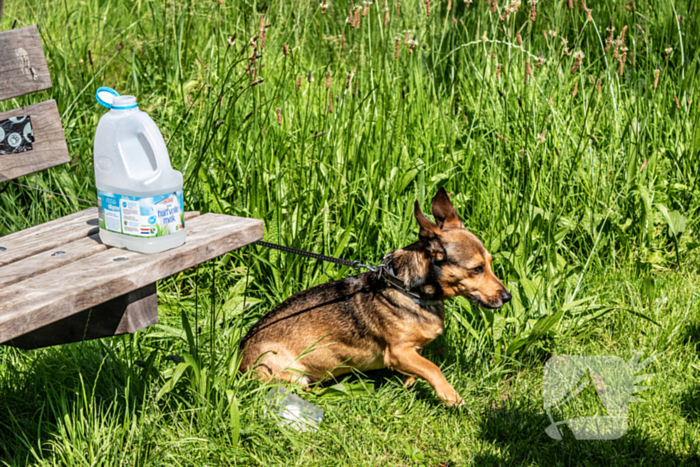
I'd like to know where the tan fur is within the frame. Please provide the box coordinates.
[240,188,510,406]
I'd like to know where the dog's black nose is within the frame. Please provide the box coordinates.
[501,290,512,304]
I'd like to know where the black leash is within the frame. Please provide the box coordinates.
[253,240,377,272]
[252,240,442,307]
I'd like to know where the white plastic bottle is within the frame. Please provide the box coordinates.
[93,87,185,254]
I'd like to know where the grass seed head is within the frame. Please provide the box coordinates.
[596,78,602,93]
[320,2,328,14]
[567,0,573,8]
[283,43,288,55]
[525,60,532,84]
[516,31,523,45]
[581,0,592,21]
[496,63,502,80]
[424,0,430,17]
[492,0,498,14]
[346,71,352,89]
[620,25,628,44]
[537,129,547,143]
[363,2,370,16]
[88,50,93,65]
[329,91,333,113]
[307,70,314,82]
[605,24,615,52]
[276,107,282,125]
[665,46,673,56]
[447,0,452,12]
[530,0,537,22]
[571,50,584,74]
[296,76,302,91]
[674,95,680,109]
[397,0,401,15]
[384,8,389,26]
[573,81,578,96]
[326,71,332,89]
[537,50,544,67]
[395,37,400,58]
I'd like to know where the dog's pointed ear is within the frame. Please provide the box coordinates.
[431,187,464,229]
[414,201,445,258]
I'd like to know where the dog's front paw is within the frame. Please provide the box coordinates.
[438,388,464,408]
[446,396,465,408]
[403,376,416,388]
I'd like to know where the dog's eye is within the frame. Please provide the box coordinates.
[472,266,484,274]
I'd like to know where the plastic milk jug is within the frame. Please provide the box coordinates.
[94,87,185,254]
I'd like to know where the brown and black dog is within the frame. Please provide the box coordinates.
[240,188,510,406]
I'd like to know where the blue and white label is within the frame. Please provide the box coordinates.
[97,190,184,238]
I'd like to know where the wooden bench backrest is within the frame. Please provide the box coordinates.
[0,25,70,182]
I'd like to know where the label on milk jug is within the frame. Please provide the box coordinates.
[97,190,184,238]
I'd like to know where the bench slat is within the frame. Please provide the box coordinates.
[0,234,105,287]
[0,207,98,267]
[0,26,53,101]
[0,214,263,343]
[0,211,202,286]
[0,100,71,181]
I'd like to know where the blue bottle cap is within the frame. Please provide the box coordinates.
[96,87,138,109]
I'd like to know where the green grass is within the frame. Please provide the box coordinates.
[1,0,700,465]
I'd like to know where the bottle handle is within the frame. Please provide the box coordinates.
[138,117,172,174]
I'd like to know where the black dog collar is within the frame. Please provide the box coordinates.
[376,263,443,307]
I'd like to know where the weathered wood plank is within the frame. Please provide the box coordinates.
[0,207,98,267]
[0,214,262,344]
[0,100,70,181]
[5,284,158,349]
[0,26,52,101]
[0,211,201,286]
[0,234,105,287]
